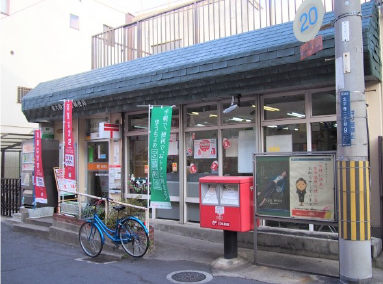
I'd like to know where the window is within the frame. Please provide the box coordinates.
[263,94,305,120]
[17,87,32,103]
[185,104,218,127]
[311,90,336,116]
[70,14,79,30]
[103,25,115,46]
[311,122,337,151]
[264,123,307,152]
[222,100,256,125]
[1,0,10,15]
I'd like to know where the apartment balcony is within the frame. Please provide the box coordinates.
[91,0,373,70]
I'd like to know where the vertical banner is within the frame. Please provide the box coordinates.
[149,106,172,209]
[64,101,76,187]
[34,129,48,204]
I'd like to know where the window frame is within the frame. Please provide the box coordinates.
[260,87,336,152]
[17,87,32,103]
[70,14,79,30]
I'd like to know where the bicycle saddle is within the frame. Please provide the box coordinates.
[113,205,126,212]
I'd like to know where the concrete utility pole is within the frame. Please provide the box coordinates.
[334,1,372,283]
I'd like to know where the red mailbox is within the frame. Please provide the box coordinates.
[199,176,254,232]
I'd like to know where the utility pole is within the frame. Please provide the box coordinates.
[334,1,372,283]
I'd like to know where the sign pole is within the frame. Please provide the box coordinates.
[334,2,372,282]
[147,105,152,226]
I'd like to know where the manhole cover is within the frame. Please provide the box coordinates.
[76,254,121,264]
[166,270,213,284]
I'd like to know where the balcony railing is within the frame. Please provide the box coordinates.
[91,0,372,69]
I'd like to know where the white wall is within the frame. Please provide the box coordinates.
[0,0,127,134]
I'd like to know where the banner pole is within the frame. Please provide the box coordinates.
[147,105,153,227]
[59,100,66,214]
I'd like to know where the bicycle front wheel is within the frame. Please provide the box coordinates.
[119,219,149,258]
[79,222,103,257]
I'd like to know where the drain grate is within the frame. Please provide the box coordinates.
[167,270,213,284]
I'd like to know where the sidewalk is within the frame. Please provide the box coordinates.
[2,215,383,284]
[149,220,383,284]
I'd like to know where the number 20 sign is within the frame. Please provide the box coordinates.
[293,0,324,43]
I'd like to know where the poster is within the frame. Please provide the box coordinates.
[255,153,336,221]
[149,106,172,209]
[34,129,48,204]
[194,139,217,159]
[256,156,290,217]
[289,156,335,220]
[109,165,121,193]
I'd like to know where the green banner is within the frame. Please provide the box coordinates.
[149,106,172,209]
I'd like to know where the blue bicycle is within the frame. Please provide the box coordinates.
[79,200,149,258]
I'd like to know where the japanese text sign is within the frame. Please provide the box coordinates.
[64,101,76,181]
[34,129,48,204]
[149,106,172,209]
[340,91,351,146]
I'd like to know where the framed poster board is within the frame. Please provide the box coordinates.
[254,152,336,222]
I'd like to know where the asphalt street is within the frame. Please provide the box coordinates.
[1,222,266,284]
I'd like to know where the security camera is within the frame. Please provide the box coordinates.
[223,104,238,114]
[223,94,241,114]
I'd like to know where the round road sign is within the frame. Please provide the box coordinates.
[293,0,324,43]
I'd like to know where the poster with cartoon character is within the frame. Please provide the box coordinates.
[289,156,335,221]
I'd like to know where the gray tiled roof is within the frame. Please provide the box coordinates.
[22,1,380,122]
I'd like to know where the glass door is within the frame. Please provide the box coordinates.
[87,141,109,198]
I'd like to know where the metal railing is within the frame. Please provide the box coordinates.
[92,0,372,69]
[1,178,22,216]
[58,189,150,228]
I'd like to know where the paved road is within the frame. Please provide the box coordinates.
[1,222,266,284]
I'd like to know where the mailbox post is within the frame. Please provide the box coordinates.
[199,176,254,259]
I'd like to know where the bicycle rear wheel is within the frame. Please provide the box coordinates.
[119,219,149,258]
[79,222,103,257]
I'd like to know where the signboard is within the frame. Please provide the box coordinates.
[194,139,217,159]
[255,153,336,221]
[99,123,121,139]
[53,167,76,195]
[149,106,172,209]
[300,35,323,60]
[64,101,75,181]
[41,127,54,139]
[293,0,324,43]
[340,91,351,146]
[34,129,48,204]
[109,165,121,193]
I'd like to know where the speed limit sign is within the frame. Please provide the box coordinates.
[293,0,324,42]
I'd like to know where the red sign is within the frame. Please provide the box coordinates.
[190,163,197,174]
[210,161,218,171]
[300,35,323,60]
[98,122,121,139]
[34,129,47,204]
[223,138,231,149]
[64,101,75,181]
